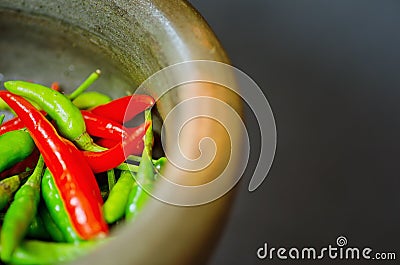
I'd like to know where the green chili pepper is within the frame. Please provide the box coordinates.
[125,156,154,221]
[41,168,81,243]
[26,214,51,240]
[38,203,66,243]
[72,91,112,109]
[0,170,33,210]
[0,239,101,265]
[0,156,44,262]
[103,171,135,223]
[126,183,154,219]
[0,98,10,111]
[126,109,155,221]
[0,175,20,211]
[4,81,105,152]
[154,157,167,172]
[0,129,35,173]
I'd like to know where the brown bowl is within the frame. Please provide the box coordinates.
[0,1,243,264]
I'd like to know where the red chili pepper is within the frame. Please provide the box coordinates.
[81,111,128,141]
[1,106,147,140]
[90,95,155,124]
[83,122,148,173]
[0,117,24,136]
[0,148,40,179]
[95,138,118,149]
[0,110,46,136]
[0,91,108,240]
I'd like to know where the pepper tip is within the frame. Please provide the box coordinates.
[3,80,17,91]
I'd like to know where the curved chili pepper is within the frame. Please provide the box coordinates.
[81,111,128,141]
[26,214,51,240]
[96,138,119,149]
[0,91,108,240]
[0,129,35,173]
[72,91,112,110]
[83,122,148,173]
[0,148,39,179]
[0,111,46,136]
[0,98,11,111]
[0,175,20,210]
[125,182,154,221]
[0,156,44,262]
[103,170,135,223]
[4,81,105,152]
[90,94,155,124]
[0,171,33,211]
[38,203,66,243]
[0,117,23,135]
[0,109,126,140]
[41,168,81,243]
[126,110,155,221]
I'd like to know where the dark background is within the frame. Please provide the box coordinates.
[188,1,400,264]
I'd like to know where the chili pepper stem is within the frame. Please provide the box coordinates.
[0,114,5,124]
[75,131,107,152]
[107,169,116,192]
[0,155,44,262]
[128,155,166,166]
[116,163,139,172]
[68,69,101,100]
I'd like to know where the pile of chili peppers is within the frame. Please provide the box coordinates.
[0,71,164,264]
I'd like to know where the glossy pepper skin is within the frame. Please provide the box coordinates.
[26,214,51,240]
[0,148,40,179]
[0,116,24,136]
[0,156,44,262]
[0,174,25,210]
[96,138,119,149]
[1,109,131,141]
[72,91,112,110]
[90,94,155,124]
[41,168,80,243]
[81,110,129,141]
[0,110,46,136]
[83,122,149,173]
[4,81,104,152]
[126,109,155,220]
[103,170,135,223]
[0,129,35,173]
[38,203,66,242]
[0,171,32,210]
[0,91,108,240]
